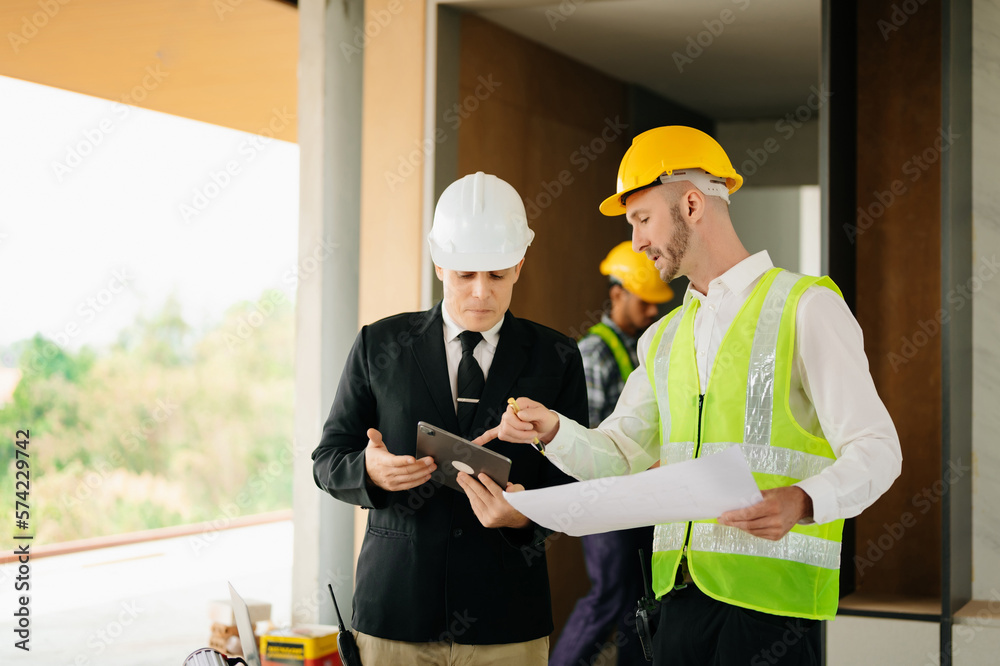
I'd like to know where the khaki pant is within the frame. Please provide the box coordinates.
[354,631,549,666]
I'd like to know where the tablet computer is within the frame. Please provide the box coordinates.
[415,421,512,494]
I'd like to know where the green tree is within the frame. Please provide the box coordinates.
[0,336,94,477]
[0,290,296,549]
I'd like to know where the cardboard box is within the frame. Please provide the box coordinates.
[260,625,341,666]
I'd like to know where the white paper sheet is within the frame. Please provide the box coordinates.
[504,445,764,536]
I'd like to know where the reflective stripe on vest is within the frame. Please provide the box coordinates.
[587,322,636,382]
[646,268,845,620]
[662,441,835,479]
[645,311,684,460]
[654,522,840,570]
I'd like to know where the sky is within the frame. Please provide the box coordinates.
[0,75,299,353]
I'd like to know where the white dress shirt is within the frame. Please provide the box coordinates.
[441,304,503,412]
[546,251,902,526]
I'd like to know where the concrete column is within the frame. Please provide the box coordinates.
[971,0,1000,602]
[292,0,364,626]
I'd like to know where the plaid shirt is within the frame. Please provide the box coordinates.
[577,315,640,428]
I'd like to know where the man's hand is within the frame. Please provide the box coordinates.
[364,428,436,491]
[456,472,530,529]
[472,397,560,447]
[717,486,813,541]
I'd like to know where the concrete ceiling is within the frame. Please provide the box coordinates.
[458,0,821,121]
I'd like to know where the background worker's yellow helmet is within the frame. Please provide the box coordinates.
[599,126,743,216]
[600,241,674,304]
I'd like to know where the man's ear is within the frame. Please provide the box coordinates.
[434,264,444,281]
[683,188,707,222]
[609,282,625,306]
[512,258,525,283]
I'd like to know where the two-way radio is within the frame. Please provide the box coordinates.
[328,583,362,666]
[635,548,659,662]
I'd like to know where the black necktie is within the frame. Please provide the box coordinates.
[457,330,485,438]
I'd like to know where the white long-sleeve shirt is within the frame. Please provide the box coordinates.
[545,251,902,526]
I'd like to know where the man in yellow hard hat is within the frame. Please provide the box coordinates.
[477,127,902,665]
[312,172,588,665]
[551,242,672,666]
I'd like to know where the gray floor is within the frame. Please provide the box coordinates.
[0,520,293,665]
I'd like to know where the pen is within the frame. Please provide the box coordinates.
[507,397,546,455]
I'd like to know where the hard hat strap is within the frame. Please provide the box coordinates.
[619,168,731,209]
[619,180,664,208]
[658,168,731,204]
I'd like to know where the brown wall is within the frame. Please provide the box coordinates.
[454,13,633,643]
[455,14,632,339]
[853,0,942,598]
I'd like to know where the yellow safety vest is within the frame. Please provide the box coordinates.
[644,268,844,620]
[586,322,636,382]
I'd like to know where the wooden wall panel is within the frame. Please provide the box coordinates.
[456,14,630,339]
[358,0,427,324]
[455,13,631,644]
[854,0,942,598]
[0,0,297,141]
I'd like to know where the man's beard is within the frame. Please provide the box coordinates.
[654,203,690,283]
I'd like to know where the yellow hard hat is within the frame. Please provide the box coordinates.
[599,126,743,216]
[600,241,674,304]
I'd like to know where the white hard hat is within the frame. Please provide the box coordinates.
[428,172,535,271]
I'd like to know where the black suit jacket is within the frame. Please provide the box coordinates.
[312,303,589,645]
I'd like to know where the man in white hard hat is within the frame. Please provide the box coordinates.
[477,127,902,665]
[551,242,672,666]
[312,172,588,665]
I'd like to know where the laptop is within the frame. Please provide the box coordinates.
[228,582,263,666]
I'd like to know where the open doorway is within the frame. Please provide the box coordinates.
[426,0,824,650]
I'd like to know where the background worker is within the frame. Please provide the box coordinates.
[550,242,672,666]
[479,127,902,665]
[311,171,588,666]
